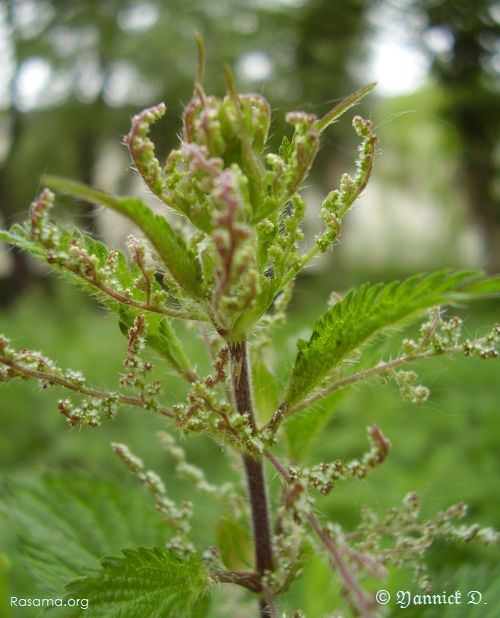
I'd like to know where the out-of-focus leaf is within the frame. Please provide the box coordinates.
[425,564,500,617]
[215,511,253,572]
[252,359,280,425]
[0,474,169,596]
[66,546,211,617]
[284,390,347,463]
[2,222,194,379]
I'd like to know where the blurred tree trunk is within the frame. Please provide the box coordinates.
[456,92,500,272]
[417,0,500,271]
[0,2,120,305]
[0,19,35,305]
[0,152,34,304]
[446,58,500,271]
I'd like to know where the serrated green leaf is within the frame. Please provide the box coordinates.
[290,551,343,617]
[284,271,497,408]
[1,223,142,313]
[278,135,292,161]
[285,390,347,463]
[2,222,194,378]
[152,316,195,379]
[66,546,211,618]
[44,176,203,298]
[252,359,280,424]
[215,512,253,572]
[448,274,500,298]
[0,474,169,596]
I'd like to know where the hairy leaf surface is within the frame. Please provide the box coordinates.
[252,359,280,424]
[1,225,192,377]
[1,225,146,312]
[284,271,500,408]
[44,176,203,298]
[0,474,169,596]
[66,546,211,617]
[215,511,253,571]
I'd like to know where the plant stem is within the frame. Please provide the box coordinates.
[228,341,275,617]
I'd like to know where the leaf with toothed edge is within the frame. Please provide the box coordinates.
[1,223,193,378]
[43,176,203,299]
[283,270,500,409]
[119,307,194,380]
[0,474,170,597]
[65,546,211,617]
[1,225,140,311]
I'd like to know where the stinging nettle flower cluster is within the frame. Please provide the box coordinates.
[118,61,377,340]
[1,42,499,618]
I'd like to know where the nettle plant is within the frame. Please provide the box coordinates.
[1,45,499,617]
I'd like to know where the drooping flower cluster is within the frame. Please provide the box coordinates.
[287,424,391,496]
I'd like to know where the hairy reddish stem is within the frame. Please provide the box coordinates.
[229,341,276,617]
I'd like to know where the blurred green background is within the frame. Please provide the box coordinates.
[0,0,499,616]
